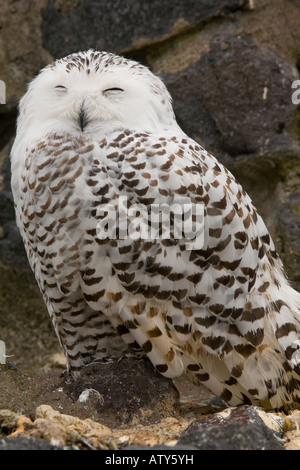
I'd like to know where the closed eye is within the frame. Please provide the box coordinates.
[55,85,67,92]
[102,87,124,95]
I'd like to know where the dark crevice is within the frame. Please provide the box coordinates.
[0,108,17,152]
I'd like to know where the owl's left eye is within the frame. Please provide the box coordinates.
[55,85,67,93]
[102,87,124,95]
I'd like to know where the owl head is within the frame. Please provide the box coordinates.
[16,50,178,139]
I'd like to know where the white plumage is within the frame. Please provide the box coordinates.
[11,50,300,409]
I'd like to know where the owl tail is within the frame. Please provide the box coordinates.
[236,280,300,409]
[190,276,300,409]
[267,283,300,403]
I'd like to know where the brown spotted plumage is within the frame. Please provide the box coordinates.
[11,50,300,409]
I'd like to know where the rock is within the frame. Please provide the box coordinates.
[41,0,247,59]
[275,180,300,289]
[175,405,285,450]
[283,409,300,433]
[282,409,300,450]
[284,439,300,451]
[2,405,113,449]
[177,421,284,450]
[162,34,298,160]
[0,409,20,435]
[0,1,52,108]
[63,357,180,428]
[0,436,68,450]
[32,404,112,449]
[181,405,284,437]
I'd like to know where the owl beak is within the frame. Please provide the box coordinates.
[79,104,88,132]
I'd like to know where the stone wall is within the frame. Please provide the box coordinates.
[0,0,299,288]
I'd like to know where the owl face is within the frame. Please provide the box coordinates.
[17,50,177,138]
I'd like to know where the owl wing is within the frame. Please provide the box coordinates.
[14,133,131,374]
[86,129,289,403]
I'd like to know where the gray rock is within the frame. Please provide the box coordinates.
[0,436,69,450]
[163,35,297,161]
[177,422,284,450]
[181,405,282,435]
[177,405,284,450]
[42,0,247,59]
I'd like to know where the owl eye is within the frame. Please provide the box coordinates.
[102,87,124,96]
[55,85,67,93]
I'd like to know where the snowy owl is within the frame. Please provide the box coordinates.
[11,50,300,409]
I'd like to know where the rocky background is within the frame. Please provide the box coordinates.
[0,0,300,451]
